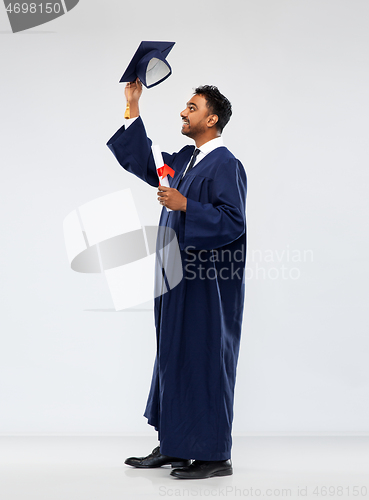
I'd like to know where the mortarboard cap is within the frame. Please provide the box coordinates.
[120,41,175,89]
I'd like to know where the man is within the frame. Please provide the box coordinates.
[107,80,247,479]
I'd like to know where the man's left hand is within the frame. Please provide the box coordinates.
[157,186,187,212]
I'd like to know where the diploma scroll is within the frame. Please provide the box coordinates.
[152,144,174,212]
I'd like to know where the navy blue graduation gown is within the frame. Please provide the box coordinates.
[107,117,247,461]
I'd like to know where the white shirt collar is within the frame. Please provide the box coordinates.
[198,136,224,156]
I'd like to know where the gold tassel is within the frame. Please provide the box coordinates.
[124,101,130,119]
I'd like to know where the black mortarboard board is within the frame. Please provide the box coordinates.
[120,41,175,89]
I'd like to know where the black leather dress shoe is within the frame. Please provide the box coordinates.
[124,446,191,468]
[170,459,233,479]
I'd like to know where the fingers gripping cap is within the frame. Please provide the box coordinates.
[120,41,175,89]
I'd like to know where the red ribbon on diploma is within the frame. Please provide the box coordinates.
[157,164,175,179]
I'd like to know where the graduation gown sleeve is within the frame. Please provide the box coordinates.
[106,116,189,188]
[179,157,247,251]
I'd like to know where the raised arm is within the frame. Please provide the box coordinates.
[107,79,192,196]
[106,78,160,186]
[124,78,142,119]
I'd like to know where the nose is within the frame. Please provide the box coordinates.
[180,108,187,118]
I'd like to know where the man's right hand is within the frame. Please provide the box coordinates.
[125,78,142,107]
[124,78,142,118]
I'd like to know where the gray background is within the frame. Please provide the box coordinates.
[0,0,368,436]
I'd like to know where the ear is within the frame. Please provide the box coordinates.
[206,114,219,129]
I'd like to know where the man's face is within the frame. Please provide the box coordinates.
[180,94,211,139]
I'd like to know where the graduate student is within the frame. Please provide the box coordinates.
[107,78,247,479]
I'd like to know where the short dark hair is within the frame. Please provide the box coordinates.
[194,85,232,133]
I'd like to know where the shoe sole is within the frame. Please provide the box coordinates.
[125,461,190,469]
[212,468,233,477]
[171,467,233,479]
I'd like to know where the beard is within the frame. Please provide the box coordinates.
[181,121,204,139]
